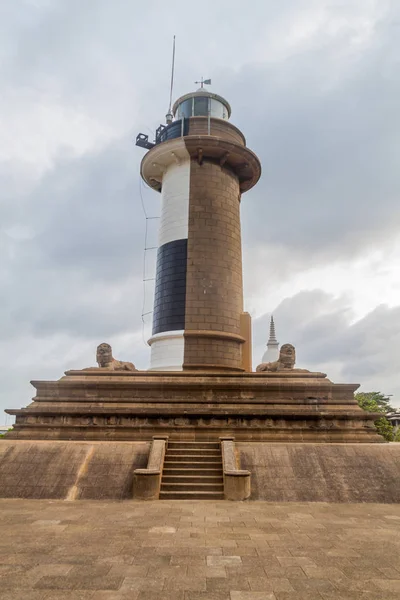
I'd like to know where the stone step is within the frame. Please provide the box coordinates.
[162,475,223,484]
[159,490,224,500]
[164,461,223,469]
[163,454,222,462]
[167,442,220,450]
[163,468,223,476]
[165,448,221,455]
[160,482,224,492]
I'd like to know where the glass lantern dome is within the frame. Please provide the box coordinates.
[172,89,231,121]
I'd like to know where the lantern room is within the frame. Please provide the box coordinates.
[172,89,231,121]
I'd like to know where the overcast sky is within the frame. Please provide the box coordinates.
[1,0,400,422]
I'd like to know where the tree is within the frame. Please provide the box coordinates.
[355,392,395,442]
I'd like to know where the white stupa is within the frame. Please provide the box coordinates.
[261,315,279,363]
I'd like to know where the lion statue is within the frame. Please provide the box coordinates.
[256,343,309,373]
[86,343,137,371]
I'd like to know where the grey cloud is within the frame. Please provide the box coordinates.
[225,10,400,261]
[0,137,158,341]
[4,138,155,276]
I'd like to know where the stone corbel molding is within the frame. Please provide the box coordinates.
[220,436,251,501]
[133,436,168,500]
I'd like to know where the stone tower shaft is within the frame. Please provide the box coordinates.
[140,89,261,371]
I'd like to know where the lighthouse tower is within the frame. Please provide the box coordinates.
[137,86,261,371]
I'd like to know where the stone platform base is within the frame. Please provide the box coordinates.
[0,440,399,502]
[6,369,382,442]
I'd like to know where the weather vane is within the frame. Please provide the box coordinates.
[195,77,212,88]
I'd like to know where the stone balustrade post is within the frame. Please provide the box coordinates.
[220,436,251,501]
[133,436,168,500]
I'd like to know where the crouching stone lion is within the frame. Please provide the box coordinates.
[256,343,310,373]
[85,342,137,371]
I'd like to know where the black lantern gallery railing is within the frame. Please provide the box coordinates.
[136,119,189,150]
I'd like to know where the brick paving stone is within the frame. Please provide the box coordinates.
[69,565,112,578]
[230,592,276,600]
[137,592,184,600]
[207,556,242,567]
[229,546,259,556]
[334,577,382,592]
[44,593,96,600]
[147,564,187,578]
[302,566,345,580]
[94,593,138,600]
[120,577,165,591]
[29,564,74,578]
[109,565,149,577]
[171,555,207,565]
[377,566,400,578]
[275,593,324,600]
[206,576,250,591]
[163,576,206,591]
[289,577,337,593]
[0,593,53,600]
[320,592,400,600]
[247,577,274,591]
[249,578,294,592]
[0,565,26,577]
[128,555,172,567]
[186,593,230,600]
[148,526,176,533]
[187,566,227,578]
[341,567,385,580]
[263,566,306,579]
[34,576,77,590]
[372,578,400,592]
[226,566,268,578]
[74,575,125,590]
[277,556,317,567]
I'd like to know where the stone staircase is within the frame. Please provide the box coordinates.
[160,440,224,500]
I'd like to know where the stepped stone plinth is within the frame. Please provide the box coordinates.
[6,368,382,442]
[2,84,390,505]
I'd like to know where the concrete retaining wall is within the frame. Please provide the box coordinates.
[238,442,400,502]
[0,440,150,500]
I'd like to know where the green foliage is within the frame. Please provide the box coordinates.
[394,429,400,443]
[355,391,395,442]
[374,417,395,442]
[355,391,395,414]
[0,428,13,439]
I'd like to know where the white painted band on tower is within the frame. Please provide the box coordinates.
[148,330,185,371]
[158,160,190,247]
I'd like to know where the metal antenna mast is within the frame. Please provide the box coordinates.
[166,35,176,124]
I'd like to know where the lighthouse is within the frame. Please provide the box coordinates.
[137,86,261,371]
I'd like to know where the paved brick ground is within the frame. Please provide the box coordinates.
[1,499,400,600]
